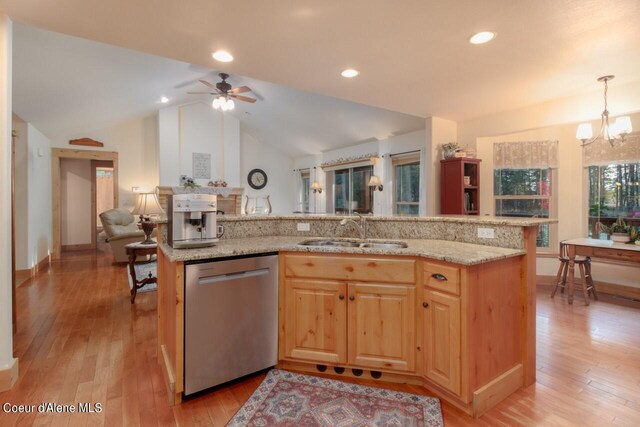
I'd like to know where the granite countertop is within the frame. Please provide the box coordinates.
[155,214,556,227]
[159,236,526,266]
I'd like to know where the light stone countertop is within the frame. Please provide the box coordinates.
[156,214,556,227]
[159,236,526,266]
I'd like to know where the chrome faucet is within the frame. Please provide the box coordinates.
[338,216,367,240]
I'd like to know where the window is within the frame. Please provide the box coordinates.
[334,165,374,214]
[494,168,555,248]
[393,156,420,216]
[301,170,310,213]
[587,163,640,238]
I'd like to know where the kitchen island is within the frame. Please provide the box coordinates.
[155,215,552,418]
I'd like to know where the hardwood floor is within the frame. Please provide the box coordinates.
[2,247,640,426]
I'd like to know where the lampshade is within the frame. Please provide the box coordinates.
[131,192,164,216]
[614,116,633,135]
[368,175,382,187]
[576,123,593,140]
[310,181,322,190]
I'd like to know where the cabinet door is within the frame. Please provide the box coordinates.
[284,279,347,364]
[348,283,416,372]
[423,288,461,395]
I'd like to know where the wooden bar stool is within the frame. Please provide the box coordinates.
[551,241,598,305]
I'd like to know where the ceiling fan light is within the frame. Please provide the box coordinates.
[227,99,235,110]
[212,97,222,109]
[576,123,593,140]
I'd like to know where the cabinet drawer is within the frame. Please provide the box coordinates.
[423,262,460,295]
[284,254,415,284]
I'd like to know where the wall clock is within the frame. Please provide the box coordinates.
[247,168,268,190]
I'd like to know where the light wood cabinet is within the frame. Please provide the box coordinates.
[348,283,415,372]
[281,254,416,373]
[423,287,461,395]
[283,279,347,364]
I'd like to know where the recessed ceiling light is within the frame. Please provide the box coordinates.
[341,69,359,78]
[212,50,234,62]
[469,31,496,45]
[160,96,169,103]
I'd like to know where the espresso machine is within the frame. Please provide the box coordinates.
[168,193,221,249]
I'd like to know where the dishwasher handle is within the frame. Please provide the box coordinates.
[198,268,270,285]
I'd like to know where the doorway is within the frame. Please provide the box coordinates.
[52,148,119,259]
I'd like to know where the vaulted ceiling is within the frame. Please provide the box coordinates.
[3,0,640,122]
[12,24,425,156]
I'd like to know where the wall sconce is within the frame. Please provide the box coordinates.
[368,175,383,191]
[311,181,323,194]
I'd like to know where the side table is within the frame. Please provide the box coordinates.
[125,241,158,303]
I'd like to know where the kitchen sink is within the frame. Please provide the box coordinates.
[298,240,408,249]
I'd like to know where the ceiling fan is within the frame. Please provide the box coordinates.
[187,73,256,110]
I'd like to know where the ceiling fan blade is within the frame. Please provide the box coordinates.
[229,86,251,94]
[187,91,216,94]
[198,79,216,89]
[230,94,257,103]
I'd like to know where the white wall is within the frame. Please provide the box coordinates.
[475,112,640,289]
[241,131,294,214]
[53,114,158,209]
[27,124,52,265]
[12,119,27,269]
[60,158,92,246]
[158,102,242,188]
[0,13,15,385]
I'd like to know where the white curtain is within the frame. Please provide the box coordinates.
[583,133,640,166]
[418,148,427,216]
[293,169,302,212]
[381,154,393,215]
[494,140,559,169]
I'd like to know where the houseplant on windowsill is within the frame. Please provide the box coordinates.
[598,217,631,243]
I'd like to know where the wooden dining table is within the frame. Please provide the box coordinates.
[563,238,640,304]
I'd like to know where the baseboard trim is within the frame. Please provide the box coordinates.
[0,358,19,391]
[537,275,640,301]
[15,255,50,286]
[473,364,523,418]
[160,344,180,405]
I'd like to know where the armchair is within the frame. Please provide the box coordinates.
[99,208,145,262]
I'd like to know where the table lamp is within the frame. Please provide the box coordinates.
[131,192,165,245]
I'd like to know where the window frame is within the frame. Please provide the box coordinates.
[392,154,421,216]
[493,168,558,252]
[333,165,375,215]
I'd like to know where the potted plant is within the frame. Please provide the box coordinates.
[442,142,459,160]
[598,217,631,243]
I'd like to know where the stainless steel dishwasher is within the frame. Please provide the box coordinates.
[184,254,278,396]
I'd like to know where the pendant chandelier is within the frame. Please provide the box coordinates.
[576,75,632,147]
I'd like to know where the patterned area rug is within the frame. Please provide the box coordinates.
[125,261,157,293]
[227,369,444,427]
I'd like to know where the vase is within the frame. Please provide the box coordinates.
[611,233,630,243]
[443,148,456,160]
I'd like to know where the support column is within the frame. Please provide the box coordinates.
[425,117,457,215]
[0,14,18,392]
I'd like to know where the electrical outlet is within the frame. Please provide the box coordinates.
[477,227,495,239]
[297,223,311,232]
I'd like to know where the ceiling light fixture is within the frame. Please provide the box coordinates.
[160,96,169,103]
[212,96,235,111]
[469,31,496,44]
[576,75,633,147]
[341,69,359,78]
[212,50,234,62]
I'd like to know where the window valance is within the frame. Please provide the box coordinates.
[583,132,640,166]
[321,153,378,171]
[493,140,559,169]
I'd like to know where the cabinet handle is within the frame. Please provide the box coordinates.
[349,295,355,301]
[339,294,345,300]
[431,273,447,281]
[422,302,429,308]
